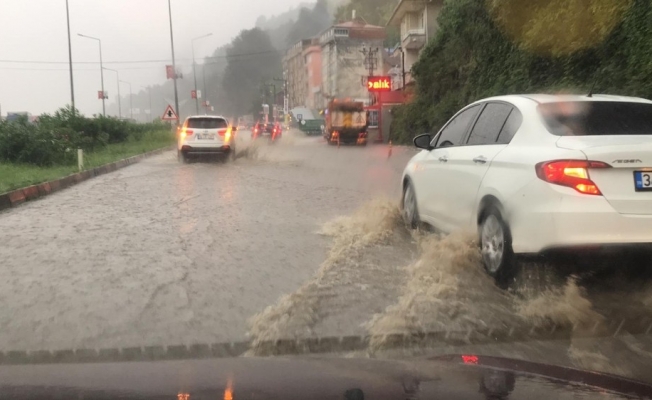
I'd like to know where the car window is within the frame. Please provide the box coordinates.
[539,101,652,136]
[467,103,513,145]
[497,108,523,144]
[187,118,228,129]
[433,105,481,148]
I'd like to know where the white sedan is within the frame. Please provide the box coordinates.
[401,94,652,283]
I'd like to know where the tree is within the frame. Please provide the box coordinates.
[286,0,332,45]
[222,29,282,115]
[334,0,398,26]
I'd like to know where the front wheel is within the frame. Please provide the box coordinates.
[479,208,516,286]
[402,182,419,229]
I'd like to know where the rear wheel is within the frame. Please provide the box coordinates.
[402,182,419,229]
[479,207,516,286]
[178,150,189,164]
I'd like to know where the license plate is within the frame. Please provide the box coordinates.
[634,171,652,191]
[197,133,215,140]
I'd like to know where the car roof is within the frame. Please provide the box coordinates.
[476,94,652,105]
[186,115,227,119]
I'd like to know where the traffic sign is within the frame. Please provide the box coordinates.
[191,90,197,99]
[161,104,179,121]
[166,65,175,79]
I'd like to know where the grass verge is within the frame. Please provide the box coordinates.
[0,130,174,194]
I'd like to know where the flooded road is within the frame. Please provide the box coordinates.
[1,130,651,381]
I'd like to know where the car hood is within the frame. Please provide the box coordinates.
[0,354,649,399]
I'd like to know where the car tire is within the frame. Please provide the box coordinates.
[402,182,420,229]
[178,150,189,164]
[479,207,516,286]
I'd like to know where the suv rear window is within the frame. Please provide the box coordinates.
[187,118,228,129]
[539,101,652,136]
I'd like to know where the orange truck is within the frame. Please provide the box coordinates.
[324,99,368,146]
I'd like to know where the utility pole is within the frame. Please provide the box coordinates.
[167,0,180,124]
[274,76,288,126]
[191,33,212,115]
[65,0,75,113]
[103,68,121,119]
[361,45,379,104]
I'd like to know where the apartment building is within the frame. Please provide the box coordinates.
[319,17,386,103]
[387,0,443,89]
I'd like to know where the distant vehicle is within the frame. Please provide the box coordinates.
[252,121,281,141]
[6,112,32,123]
[290,108,324,136]
[401,94,652,284]
[177,115,236,163]
[324,99,367,145]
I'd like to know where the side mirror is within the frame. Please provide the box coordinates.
[413,133,432,150]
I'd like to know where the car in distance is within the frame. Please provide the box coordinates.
[252,121,282,141]
[177,116,237,163]
[401,94,652,284]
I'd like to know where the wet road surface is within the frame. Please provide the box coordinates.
[1,130,652,382]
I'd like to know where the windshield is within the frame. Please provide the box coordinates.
[2,0,652,395]
[540,101,652,136]
[187,118,228,129]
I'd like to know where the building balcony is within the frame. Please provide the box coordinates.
[402,28,426,50]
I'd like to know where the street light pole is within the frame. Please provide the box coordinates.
[141,86,152,122]
[121,80,132,120]
[65,0,75,112]
[78,33,105,116]
[167,0,180,124]
[103,68,121,119]
[202,65,207,114]
[191,33,212,115]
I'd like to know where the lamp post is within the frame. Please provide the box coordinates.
[65,0,75,112]
[140,86,152,122]
[120,80,133,120]
[167,0,180,124]
[78,33,105,116]
[103,68,121,119]
[192,33,212,114]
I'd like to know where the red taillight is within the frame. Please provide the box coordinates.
[461,355,479,364]
[217,129,227,137]
[535,160,611,195]
[182,129,193,136]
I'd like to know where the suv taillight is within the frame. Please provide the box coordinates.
[535,160,611,195]
[182,129,193,136]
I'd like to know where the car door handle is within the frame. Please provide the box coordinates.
[473,156,487,164]
[438,156,448,163]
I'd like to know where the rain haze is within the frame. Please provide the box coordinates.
[0,0,312,117]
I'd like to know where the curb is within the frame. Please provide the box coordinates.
[0,317,650,365]
[0,146,174,213]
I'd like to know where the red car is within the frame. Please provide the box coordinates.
[252,121,282,141]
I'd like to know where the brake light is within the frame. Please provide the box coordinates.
[535,160,611,195]
[181,129,193,137]
[217,129,227,137]
[461,355,479,365]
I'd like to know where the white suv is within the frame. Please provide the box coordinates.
[401,94,652,283]
[177,116,236,162]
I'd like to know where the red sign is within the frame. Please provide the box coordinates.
[166,65,175,79]
[191,90,197,99]
[97,91,104,99]
[367,76,391,92]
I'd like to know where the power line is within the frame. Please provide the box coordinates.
[0,49,280,66]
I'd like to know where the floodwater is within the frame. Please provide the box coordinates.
[1,130,651,381]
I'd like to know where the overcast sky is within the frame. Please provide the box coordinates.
[0,0,310,117]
